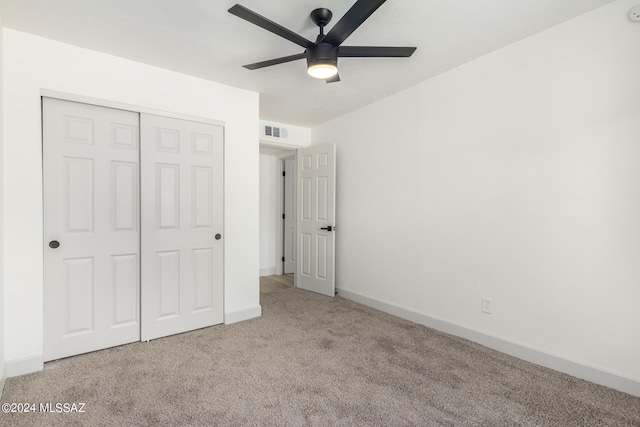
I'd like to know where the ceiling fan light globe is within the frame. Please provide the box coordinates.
[307,63,338,79]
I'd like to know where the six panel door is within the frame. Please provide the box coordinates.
[140,114,224,341]
[296,143,336,297]
[43,98,141,361]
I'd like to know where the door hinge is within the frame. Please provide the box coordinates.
[282,256,285,262]
[282,171,286,176]
[282,214,285,219]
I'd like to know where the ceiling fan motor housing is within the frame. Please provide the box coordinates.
[307,43,338,68]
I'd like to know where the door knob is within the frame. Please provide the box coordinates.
[49,240,60,249]
[320,226,334,232]
[215,234,222,240]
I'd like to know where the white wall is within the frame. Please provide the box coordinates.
[313,0,640,395]
[0,12,6,393]
[259,120,311,149]
[2,29,260,376]
[259,153,279,276]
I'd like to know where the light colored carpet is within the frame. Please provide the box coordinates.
[1,288,638,426]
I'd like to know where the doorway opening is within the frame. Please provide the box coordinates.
[259,143,337,297]
[259,145,297,294]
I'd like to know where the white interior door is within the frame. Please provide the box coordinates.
[296,144,336,297]
[283,158,296,274]
[140,114,224,341]
[43,98,140,361]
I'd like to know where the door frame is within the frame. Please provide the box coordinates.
[274,151,297,278]
[280,155,297,276]
[258,143,299,281]
[41,90,224,127]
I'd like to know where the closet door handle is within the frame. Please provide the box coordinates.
[49,240,60,249]
[215,234,222,240]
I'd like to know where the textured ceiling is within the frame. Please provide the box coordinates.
[0,0,617,127]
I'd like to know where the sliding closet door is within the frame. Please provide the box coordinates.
[43,98,140,361]
[140,114,224,341]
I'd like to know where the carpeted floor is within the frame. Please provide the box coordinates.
[1,288,639,426]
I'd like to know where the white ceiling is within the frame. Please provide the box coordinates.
[0,0,617,127]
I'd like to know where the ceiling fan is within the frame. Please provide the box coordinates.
[228,0,416,83]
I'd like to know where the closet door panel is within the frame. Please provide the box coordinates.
[43,98,140,361]
[141,114,224,341]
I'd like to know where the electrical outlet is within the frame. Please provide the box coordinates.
[630,5,640,22]
[481,297,493,314]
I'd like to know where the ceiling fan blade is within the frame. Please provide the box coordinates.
[229,4,313,49]
[339,46,416,57]
[323,0,387,46]
[242,53,307,70]
[326,73,341,83]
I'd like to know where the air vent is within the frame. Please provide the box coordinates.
[264,125,289,139]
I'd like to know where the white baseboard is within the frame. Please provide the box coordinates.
[0,361,6,398]
[225,305,262,325]
[6,354,43,378]
[336,287,640,397]
[259,267,277,277]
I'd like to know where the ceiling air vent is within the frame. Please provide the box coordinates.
[264,125,288,139]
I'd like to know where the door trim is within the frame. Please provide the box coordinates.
[282,157,297,275]
[41,89,224,127]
